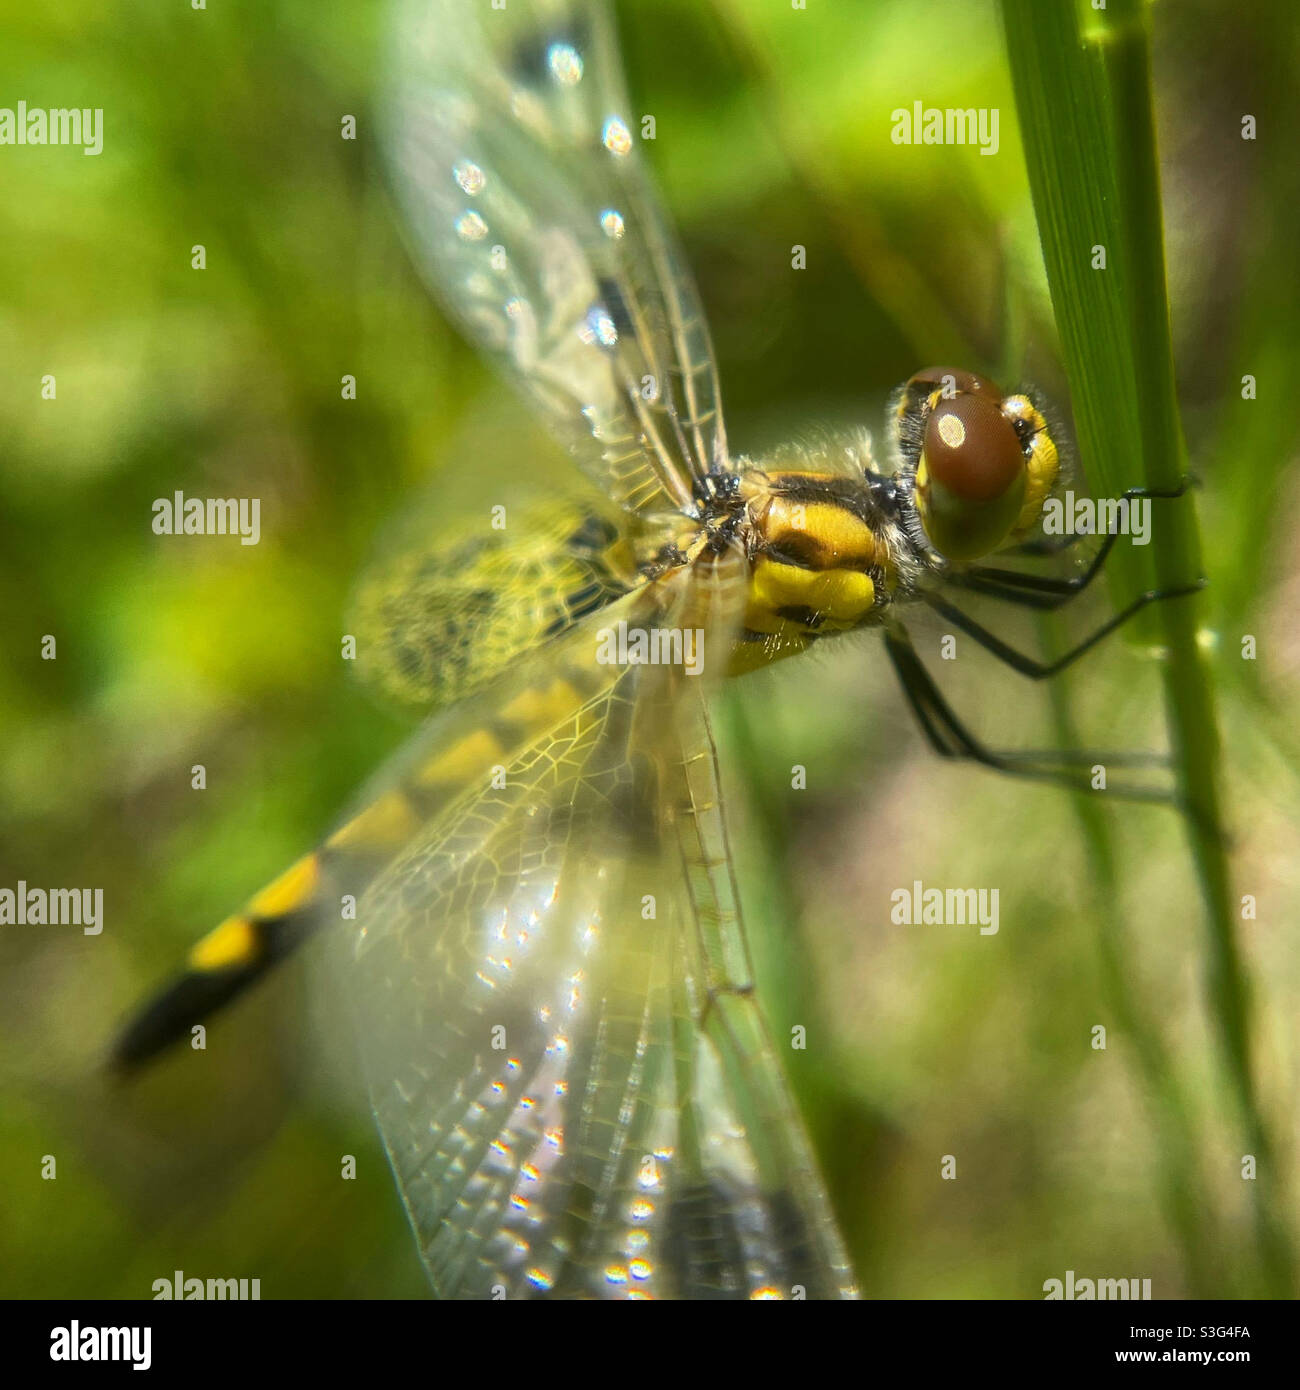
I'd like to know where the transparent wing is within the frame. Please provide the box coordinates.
[383,0,729,518]
[338,560,856,1298]
[348,488,639,715]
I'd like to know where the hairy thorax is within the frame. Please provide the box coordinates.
[726,435,923,674]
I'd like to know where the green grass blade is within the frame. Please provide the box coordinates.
[1001,0,1293,1295]
[1042,619,1218,1294]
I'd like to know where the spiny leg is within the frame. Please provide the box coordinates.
[882,626,1175,803]
[987,477,1196,577]
[923,577,1205,680]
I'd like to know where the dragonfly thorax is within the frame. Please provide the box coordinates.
[726,436,926,673]
[725,367,1061,675]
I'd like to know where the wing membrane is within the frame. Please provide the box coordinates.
[340,560,856,1297]
[383,0,729,517]
[348,490,638,714]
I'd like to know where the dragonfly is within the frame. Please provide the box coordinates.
[114,0,1200,1299]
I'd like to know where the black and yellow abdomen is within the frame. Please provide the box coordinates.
[111,656,610,1070]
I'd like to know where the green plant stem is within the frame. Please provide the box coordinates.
[1002,0,1292,1295]
[1101,0,1292,1298]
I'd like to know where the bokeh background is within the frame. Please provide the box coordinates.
[1,0,1296,1298]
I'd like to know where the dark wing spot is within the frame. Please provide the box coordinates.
[662,1182,748,1298]
[394,642,424,679]
[564,578,604,608]
[596,277,636,341]
[565,514,619,553]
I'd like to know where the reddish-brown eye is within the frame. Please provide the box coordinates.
[922,393,1022,503]
[915,390,1028,561]
[907,365,1002,399]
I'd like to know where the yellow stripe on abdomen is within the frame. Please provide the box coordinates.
[187,915,262,972]
[115,658,613,1072]
[185,853,322,973]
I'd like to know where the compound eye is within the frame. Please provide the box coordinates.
[907,365,1002,400]
[924,394,1021,502]
[916,392,1027,561]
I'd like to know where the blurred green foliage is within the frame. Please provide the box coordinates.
[0,0,1296,1299]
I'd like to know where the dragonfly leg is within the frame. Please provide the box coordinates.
[922,576,1205,680]
[882,627,1176,803]
[974,477,1197,593]
[944,570,1090,609]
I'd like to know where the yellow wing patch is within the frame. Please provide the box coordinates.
[348,496,638,715]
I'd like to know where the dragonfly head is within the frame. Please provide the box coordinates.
[897,367,1059,563]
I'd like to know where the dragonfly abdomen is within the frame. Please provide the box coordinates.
[111,639,626,1071]
[111,855,324,1069]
